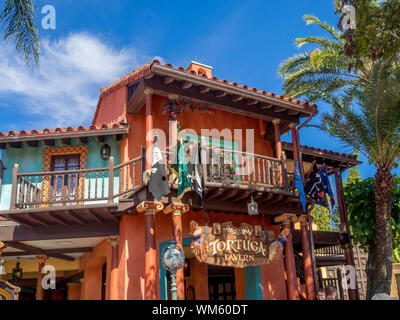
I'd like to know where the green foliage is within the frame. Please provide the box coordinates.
[337,0,400,66]
[317,61,400,171]
[279,14,371,102]
[0,0,40,65]
[344,174,400,261]
[312,205,340,231]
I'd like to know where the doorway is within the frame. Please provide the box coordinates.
[208,266,236,300]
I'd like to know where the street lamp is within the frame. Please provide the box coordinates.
[161,241,185,300]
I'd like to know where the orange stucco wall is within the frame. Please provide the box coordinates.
[93,86,127,126]
[80,239,112,300]
[117,210,287,300]
[95,92,275,167]
[67,283,81,300]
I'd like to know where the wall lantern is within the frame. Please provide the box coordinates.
[12,259,23,283]
[161,241,185,300]
[100,144,111,160]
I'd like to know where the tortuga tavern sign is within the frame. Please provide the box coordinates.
[189,221,284,268]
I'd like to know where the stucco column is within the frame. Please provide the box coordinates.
[35,255,48,300]
[298,215,315,300]
[137,201,164,300]
[275,214,299,300]
[145,88,155,171]
[164,203,189,300]
[66,283,81,300]
[335,170,359,300]
[107,237,119,300]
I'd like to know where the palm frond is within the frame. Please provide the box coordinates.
[0,0,40,65]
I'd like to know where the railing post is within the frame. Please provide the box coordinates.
[10,164,19,209]
[108,156,114,203]
[280,152,289,190]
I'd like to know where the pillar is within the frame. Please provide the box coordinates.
[274,214,299,300]
[108,237,119,300]
[35,255,48,300]
[145,87,155,171]
[273,119,283,186]
[164,203,189,300]
[334,170,359,300]
[66,283,81,300]
[298,215,315,300]
[137,201,164,300]
[289,122,318,292]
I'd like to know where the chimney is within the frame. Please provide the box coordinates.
[186,61,213,78]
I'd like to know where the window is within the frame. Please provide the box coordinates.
[50,154,80,202]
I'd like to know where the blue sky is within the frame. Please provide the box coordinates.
[0,0,397,180]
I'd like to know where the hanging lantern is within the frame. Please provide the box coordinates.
[12,259,23,283]
[247,194,258,215]
[100,144,111,160]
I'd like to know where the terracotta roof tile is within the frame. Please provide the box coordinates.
[0,123,129,142]
[94,59,318,124]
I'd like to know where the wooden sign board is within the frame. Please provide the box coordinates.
[190,221,282,268]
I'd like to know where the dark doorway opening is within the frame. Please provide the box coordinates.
[208,266,236,300]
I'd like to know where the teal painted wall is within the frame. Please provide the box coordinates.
[244,266,263,300]
[0,136,120,210]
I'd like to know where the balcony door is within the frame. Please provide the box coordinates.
[50,154,80,205]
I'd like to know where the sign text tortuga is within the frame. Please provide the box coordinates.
[189,221,283,268]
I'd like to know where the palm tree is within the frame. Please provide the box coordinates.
[279,15,372,102]
[0,0,40,64]
[318,61,400,297]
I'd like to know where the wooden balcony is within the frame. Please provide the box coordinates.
[159,146,299,214]
[0,156,144,228]
[0,147,301,227]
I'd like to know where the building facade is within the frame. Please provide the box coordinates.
[0,60,361,300]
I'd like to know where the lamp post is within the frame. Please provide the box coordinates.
[161,241,185,300]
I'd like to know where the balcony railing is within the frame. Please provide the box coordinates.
[7,146,296,211]
[10,155,144,209]
[164,145,295,194]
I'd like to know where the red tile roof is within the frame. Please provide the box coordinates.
[0,123,129,142]
[98,59,317,110]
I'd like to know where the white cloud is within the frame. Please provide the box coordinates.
[0,33,158,129]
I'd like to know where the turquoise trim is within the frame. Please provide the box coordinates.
[159,237,192,300]
[244,266,263,300]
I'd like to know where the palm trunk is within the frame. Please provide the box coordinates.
[370,167,393,297]
[366,243,376,300]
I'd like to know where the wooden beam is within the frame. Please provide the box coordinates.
[67,211,88,225]
[261,103,273,109]
[181,81,193,90]
[287,110,300,116]
[163,77,174,84]
[199,86,210,94]
[206,188,224,200]
[246,99,258,106]
[8,142,21,149]
[219,189,239,201]
[60,138,71,145]
[25,140,39,148]
[89,209,104,224]
[231,95,243,102]
[95,135,105,143]
[273,106,286,112]
[43,139,55,146]
[3,241,75,261]
[77,136,88,144]
[27,213,52,228]
[47,212,69,226]
[215,91,227,98]
[233,191,251,202]
[2,247,93,257]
